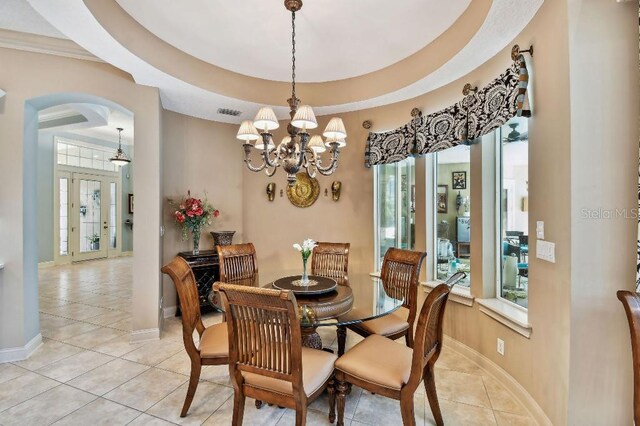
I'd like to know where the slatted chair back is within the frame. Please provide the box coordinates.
[217,243,259,285]
[311,242,350,284]
[161,257,204,353]
[217,283,303,391]
[380,248,426,319]
[408,283,451,385]
[617,290,640,424]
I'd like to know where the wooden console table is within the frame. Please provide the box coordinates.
[177,250,220,315]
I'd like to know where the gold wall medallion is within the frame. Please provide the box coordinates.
[287,172,320,208]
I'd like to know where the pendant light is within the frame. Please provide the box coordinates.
[109,127,131,166]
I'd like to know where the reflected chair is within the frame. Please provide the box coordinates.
[161,257,229,417]
[339,248,426,356]
[216,283,337,426]
[334,283,452,426]
[311,242,350,285]
[217,243,259,287]
[617,290,640,424]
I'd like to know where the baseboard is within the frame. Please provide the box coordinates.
[0,333,43,363]
[443,336,551,426]
[163,305,177,318]
[130,328,160,343]
[120,251,133,257]
[38,261,55,269]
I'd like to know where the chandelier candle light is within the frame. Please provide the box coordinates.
[236,0,347,186]
[293,239,317,285]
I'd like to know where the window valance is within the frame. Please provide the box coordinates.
[365,54,531,167]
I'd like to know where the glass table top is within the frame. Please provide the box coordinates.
[209,271,404,328]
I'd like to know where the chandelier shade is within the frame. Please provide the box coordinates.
[308,135,326,153]
[325,137,347,148]
[236,120,260,141]
[291,105,318,130]
[253,107,279,131]
[323,117,347,139]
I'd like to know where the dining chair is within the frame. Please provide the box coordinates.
[339,248,426,356]
[161,257,229,417]
[311,242,350,285]
[617,290,640,424]
[217,242,259,286]
[334,283,452,426]
[216,283,337,426]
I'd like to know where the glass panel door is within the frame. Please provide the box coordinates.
[72,173,108,261]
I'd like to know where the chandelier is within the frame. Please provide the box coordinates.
[235,0,347,186]
[109,127,131,166]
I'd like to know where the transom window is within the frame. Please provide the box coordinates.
[57,140,118,172]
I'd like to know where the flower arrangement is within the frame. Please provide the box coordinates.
[169,191,219,254]
[293,239,317,283]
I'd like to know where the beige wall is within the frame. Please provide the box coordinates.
[0,47,163,350]
[161,111,244,309]
[567,0,638,423]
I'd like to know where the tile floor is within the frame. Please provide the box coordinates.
[0,257,537,425]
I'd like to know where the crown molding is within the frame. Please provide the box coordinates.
[0,28,101,63]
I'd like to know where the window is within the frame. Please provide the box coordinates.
[109,182,117,249]
[434,146,471,287]
[374,157,415,270]
[497,117,529,308]
[59,177,69,256]
[57,140,118,172]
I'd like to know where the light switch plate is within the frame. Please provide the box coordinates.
[536,221,544,240]
[536,240,555,263]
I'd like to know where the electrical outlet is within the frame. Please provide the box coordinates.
[497,338,505,356]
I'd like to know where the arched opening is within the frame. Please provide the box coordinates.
[23,92,137,348]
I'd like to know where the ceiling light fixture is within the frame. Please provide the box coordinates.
[109,127,131,166]
[236,0,347,186]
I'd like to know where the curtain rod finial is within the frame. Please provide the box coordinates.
[411,108,422,118]
[362,120,372,130]
[512,44,534,60]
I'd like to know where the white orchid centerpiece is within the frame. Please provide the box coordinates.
[293,239,317,259]
[293,239,317,284]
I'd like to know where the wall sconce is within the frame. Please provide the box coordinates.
[266,182,276,202]
[331,181,342,202]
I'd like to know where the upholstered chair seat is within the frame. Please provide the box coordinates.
[335,334,412,390]
[199,323,229,358]
[349,307,410,336]
[242,347,336,396]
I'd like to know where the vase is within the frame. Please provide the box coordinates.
[301,255,309,284]
[192,229,201,255]
[210,230,235,248]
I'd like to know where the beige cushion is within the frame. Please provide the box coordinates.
[199,323,229,358]
[335,334,413,390]
[242,347,337,396]
[353,306,410,336]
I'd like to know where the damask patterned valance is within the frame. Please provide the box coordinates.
[364,54,531,167]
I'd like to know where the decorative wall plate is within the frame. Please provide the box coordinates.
[287,172,320,208]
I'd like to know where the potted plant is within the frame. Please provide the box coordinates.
[87,234,100,251]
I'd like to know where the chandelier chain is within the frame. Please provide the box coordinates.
[291,10,296,101]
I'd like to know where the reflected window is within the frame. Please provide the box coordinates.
[374,158,416,270]
[497,117,529,308]
[434,146,471,287]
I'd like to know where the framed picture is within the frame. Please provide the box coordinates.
[128,193,134,214]
[437,185,448,213]
[452,171,467,190]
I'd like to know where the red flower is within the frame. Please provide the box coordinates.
[174,211,185,223]
[213,210,220,218]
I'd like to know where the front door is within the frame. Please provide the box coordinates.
[67,173,120,262]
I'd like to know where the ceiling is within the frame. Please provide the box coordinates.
[39,103,135,145]
[3,0,544,124]
[115,0,470,83]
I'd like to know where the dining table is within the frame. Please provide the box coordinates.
[208,270,404,355]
